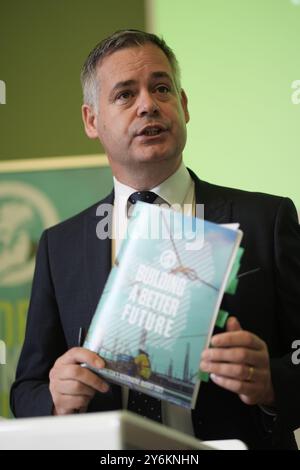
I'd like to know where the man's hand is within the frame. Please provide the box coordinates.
[200,317,275,406]
[49,347,110,415]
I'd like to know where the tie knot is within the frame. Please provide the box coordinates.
[128,191,157,205]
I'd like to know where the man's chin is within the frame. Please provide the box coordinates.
[133,148,175,164]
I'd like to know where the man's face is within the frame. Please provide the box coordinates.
[83,43,189,177]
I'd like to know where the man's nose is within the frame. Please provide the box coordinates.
[136,91,160,117]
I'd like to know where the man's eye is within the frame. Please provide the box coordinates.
[156,85,170,94]
[116,91,132,102]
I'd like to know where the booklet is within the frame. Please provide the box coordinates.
[84,202,243,408]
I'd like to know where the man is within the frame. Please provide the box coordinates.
[11,30,300,449]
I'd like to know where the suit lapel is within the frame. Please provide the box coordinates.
[189,168,233,224]
[84,190,114,322]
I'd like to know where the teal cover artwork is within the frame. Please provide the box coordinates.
[84,202,243,408]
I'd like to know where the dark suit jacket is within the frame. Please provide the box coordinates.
[10,170,300,449]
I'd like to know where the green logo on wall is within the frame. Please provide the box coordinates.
[0,181,59,286]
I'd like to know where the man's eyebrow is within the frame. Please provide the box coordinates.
[110,79,137,95]
[150,71,173,82]
[111,72,173,92]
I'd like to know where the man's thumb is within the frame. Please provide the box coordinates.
[226,316,242,332]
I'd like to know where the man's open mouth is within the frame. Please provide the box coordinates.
[137,125,167,137]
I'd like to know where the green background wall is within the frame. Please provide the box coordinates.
[0,0,145,160]
[152,0,300,209]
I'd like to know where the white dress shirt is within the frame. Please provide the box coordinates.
[112,161,195,436]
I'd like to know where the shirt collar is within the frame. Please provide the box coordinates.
[150,162,192,206]
[113,161,192,208]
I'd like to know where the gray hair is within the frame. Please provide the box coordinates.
[80,29,181,109]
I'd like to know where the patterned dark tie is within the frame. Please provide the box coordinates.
[128,191,158,205]
[127,190,162,423]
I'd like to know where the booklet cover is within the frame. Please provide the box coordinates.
[84,202,243,408]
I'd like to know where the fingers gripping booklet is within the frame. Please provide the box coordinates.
[84,202,243,409]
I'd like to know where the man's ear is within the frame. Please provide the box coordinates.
[180,89,190,124]
[81,104,99,139]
